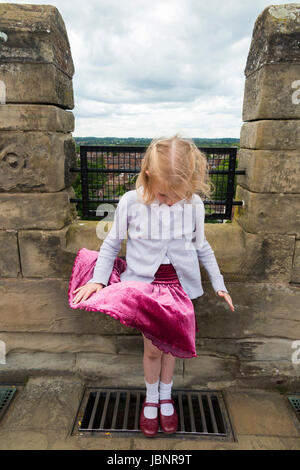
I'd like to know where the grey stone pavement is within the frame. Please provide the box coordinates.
[0,375,300,450]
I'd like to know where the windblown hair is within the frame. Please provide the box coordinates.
[135,132,214,205]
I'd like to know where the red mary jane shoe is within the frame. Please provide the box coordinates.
[159,399,178,434]
[139,399,160,437]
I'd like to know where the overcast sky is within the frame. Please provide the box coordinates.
[3,0,294,138]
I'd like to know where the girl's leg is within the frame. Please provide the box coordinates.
[160,352,176,383]
[142,333,163,419]
[160,352,176,416]
[142,333,163,383]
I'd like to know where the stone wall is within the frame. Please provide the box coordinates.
[0,3,300,391]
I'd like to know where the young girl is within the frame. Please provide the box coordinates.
[68,133,234,438]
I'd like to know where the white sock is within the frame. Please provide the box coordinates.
[159,380,174,416]
[144,379,159,419]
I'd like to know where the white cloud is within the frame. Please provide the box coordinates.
[3,0,293,137]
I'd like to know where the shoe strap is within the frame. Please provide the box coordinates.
[142,401,160,408]
[159,399,175,404]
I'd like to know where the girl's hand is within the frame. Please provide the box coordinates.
[72,282,105,305]
[217,290,235,311]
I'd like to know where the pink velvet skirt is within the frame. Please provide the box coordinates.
[68,247,199,358]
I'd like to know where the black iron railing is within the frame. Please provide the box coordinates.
[69,145,245,221]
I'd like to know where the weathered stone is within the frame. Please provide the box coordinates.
[0,280,59,331]
[0,131,77,192]
[237,148,300,193]
[116,335,144,355]
[196,337,297,363]
[0,331,117,355]
[0,229,20,276]
[75,353,145,382]
[184,353,239,382]
[0,4,74,77]
[245,4,300,78]
[65,219,128,256]
[235,185,300,236]
[291,239,300,283]
[19,226,79,278]
[243,63,300,120]
[225,389,300,437]
[0,352,76,382]
[0,376,84,432]
[240,120,300,150]
[65,219,239,278]
[0,105,74,132]
[0,278,142,335]
[75,352,183,382]
[193,283,300,340]
[0,186,77,229]
[239,360,299,380]
[0,62,74,108]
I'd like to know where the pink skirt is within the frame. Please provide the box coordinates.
[68,247,199,358]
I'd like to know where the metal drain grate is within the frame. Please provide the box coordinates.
[72,387,235,441]
[288,395,300,421]
[0,386,17,422]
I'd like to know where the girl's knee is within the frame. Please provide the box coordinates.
[142,333,163,359]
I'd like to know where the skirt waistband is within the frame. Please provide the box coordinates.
[153,263,180,283]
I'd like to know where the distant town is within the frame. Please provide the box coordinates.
[74,137,240,152]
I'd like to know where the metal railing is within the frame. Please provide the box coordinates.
[69,145,245,221]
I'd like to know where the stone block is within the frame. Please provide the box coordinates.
[0,278,142,335]
[197,337,297,363]
[226,389,300,437]
[0,186,77,229]
[0,279,60,331]
[291,239,300,283]
[193,282,300,340]
[19,226,78,278]
[0,105,74,132]
[237,148,300,193]
[0,229,20,276]
[0,331,117,355]
[0,352,76,382]
[75,352,183,382]
[240,120,300,150]
[235,184,300,236]
[0,62,74,108]
[1,376,84,432]
[0,131,77,192]
[183,353,239,382]
[75,353,145,382]
[0,4,74,77]
[116,335,144,355]
[243,63,300,121]
[65,219,127,256]
[245,4,300,78]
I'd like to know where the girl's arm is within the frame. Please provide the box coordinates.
[86,192,129,286]
[196,234,229,295]
[192,194,228,295]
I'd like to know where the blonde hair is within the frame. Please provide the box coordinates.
[135,132,214,205]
